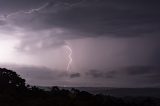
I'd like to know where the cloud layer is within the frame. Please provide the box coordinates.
[0,64,159,87]
[0,0,160,52]
[0,0,159,87]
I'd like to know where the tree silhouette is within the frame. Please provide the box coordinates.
[0,68,159,106]
[0,68,26,91]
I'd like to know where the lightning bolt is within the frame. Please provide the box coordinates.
[64,43,73,72]
[64,43,73,87]
[0,2,51,20]
[24,2,51,14]
[0,2,74,72]
[0,1,86,20]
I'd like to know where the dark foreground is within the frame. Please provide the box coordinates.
[40,87,160,98]
[0,68,160,106]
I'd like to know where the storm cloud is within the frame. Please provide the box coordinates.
[84,66,160,87]
[86,69,116,79]
[70,73,81,78]
[3,0,160,36]
[0,0,160,51]
[0,0,159,87]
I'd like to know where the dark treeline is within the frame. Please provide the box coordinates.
[0,68,160,106]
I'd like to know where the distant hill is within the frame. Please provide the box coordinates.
[39,86,160,98]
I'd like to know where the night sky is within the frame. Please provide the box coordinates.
[0,0,160,87]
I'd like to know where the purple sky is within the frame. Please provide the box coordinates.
[0,0,160,87]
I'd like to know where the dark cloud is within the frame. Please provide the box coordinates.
[146,74,160,85]
[84,66,160,87]
[0,20,7,25]
[0,0,46,14]
[152,48,160,65]
[70,73,81,78]
[119,66,160,86]
[125,66,156,75]
[86,69,116,79]
[86,66,160,79]
[123,66,160,76]
[0,0,159,52]
[1,0,160,37]
[86,70,103,78]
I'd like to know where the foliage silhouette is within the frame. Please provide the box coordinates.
[0,68,159,106]
[0,68,26,92]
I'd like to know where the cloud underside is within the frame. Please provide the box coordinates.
[6,0,160,37]
[0,0,160,52]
